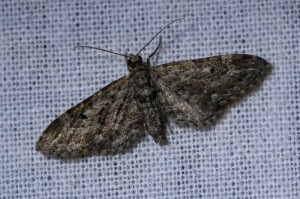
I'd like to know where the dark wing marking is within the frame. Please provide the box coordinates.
[152,54,271,126]
[36,76,145,158]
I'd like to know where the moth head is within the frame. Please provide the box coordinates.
[126,54,143,72]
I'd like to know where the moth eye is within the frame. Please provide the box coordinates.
[137,55,142,60]
[127,59,132,66]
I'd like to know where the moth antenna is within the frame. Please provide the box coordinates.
[74,45,129,58]
[137,18,184,55]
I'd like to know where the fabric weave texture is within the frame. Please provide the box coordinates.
[0,0,299,198]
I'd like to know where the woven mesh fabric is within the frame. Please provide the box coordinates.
[1,0,299,198]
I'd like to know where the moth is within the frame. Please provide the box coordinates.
[36,19,271,158]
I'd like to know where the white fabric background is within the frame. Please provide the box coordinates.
[1,0,299,198]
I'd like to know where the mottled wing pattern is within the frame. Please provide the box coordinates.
[36,76,146,158]
[152,54,271,126]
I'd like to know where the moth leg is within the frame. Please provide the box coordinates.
[147,36,162,65]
